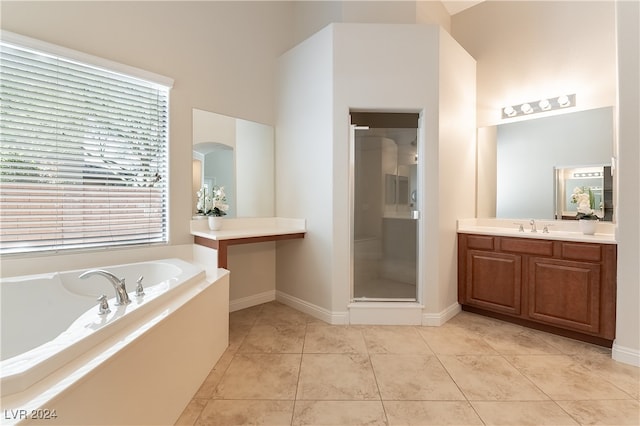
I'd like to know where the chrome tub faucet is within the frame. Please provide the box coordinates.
[79,269,131,305]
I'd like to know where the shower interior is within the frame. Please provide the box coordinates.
[352,118,418,302]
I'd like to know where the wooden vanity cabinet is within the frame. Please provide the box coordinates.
[458,233,617,345]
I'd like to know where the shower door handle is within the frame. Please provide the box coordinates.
[411,210,420,220]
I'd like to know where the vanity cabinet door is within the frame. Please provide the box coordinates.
[465,250,522,315]
[528,257,601,334]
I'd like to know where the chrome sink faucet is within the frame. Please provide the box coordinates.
[79,269,131,305]
[529,219,537,233]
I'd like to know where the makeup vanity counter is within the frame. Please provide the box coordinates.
[457,218,617,346]
[191,217,306,268]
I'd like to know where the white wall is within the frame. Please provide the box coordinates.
[332,24,444,315]
[227,242,276,311]
[613,0,640,366]
[292,1,452,47]
[435,27,478,312]
[452,1,616,127]
[276,23,476,321]
[276,25,335,313]
[476,126,497,218]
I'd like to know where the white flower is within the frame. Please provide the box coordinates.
[195,185,229,216]
[570,186,598,220]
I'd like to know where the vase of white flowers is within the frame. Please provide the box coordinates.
[570,186,599,235]
[195,185,229,230]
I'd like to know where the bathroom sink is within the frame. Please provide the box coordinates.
[456,219,616,244]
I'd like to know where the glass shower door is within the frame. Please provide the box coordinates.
[352,125,419,301]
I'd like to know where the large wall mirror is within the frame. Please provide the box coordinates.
[192,109,275,218]
[478,106,615,221]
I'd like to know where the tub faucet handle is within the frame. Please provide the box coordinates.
[97,294,111,315]
[135,276,145,297]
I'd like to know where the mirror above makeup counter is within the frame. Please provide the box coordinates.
[192,108,275,219]
[190,109,306,277]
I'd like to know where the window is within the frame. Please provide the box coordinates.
[0,33,173,254]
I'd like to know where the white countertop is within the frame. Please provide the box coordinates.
[457,218,617,244]
[191,217,306,241]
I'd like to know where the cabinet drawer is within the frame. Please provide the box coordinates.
[561,242,601,262]
[467,235,494,250]
[500,237,553,256]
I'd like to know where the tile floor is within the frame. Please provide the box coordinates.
[176,301,640,425]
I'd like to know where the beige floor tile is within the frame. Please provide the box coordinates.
[418,323,498,355]
[384,401,483,426]
[238,323,306,354]
[371,354,465,400]
[257,301,311,326]
[362,325,433,354]
[447,311,510,332]
[179,304,640,426]
[196,400,294,426]
[304,323,368,354]
[557,399,640,425]
[438,355,549,401]
[571,351,640,399]
[174,398,207,426]
[229,305,261,333]
[505,355,633,400]
[532,331,612,356]
[296,353,379,400]
[448,313,561,354]
[229,308,261,349]
[480,324,563,355]
[228,331,247,352]
[193,347,236,398]
[471,401,579,425]
[213,353,301,400]
[292,400,387,425]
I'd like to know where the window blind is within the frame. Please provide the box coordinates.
[0,40,170,254]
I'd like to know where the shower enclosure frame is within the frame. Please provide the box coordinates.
[348,111,425,305]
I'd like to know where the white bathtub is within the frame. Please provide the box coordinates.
[0,255,229,425]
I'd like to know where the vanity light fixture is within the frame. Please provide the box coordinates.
[574,171,603,178]
[501,94,576,119]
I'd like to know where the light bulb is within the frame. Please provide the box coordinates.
[557,95,570,107]
[520,103,533,114]
[503,106,516,117]
[538,99,551,110]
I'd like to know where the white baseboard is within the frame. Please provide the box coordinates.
[276,291,348,324]
[612,342,640,367]
[229,290,276,312]
[275,292,463,327]
[348,302,424,325]
[422,302,461,326]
